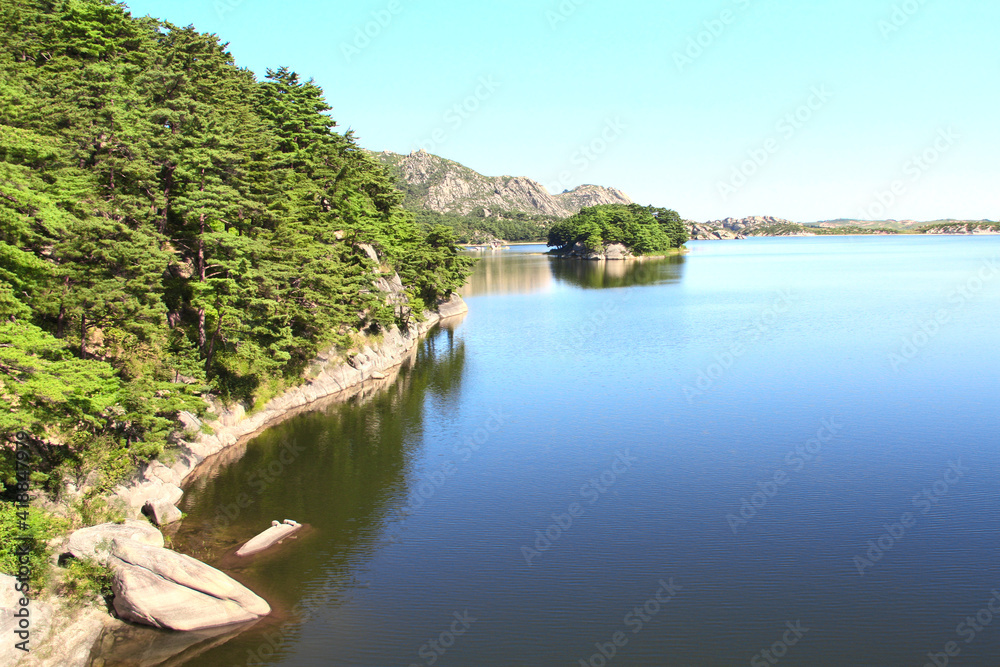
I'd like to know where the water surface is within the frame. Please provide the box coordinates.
[154,237,999,666]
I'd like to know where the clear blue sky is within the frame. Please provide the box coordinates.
[123,0,999,222]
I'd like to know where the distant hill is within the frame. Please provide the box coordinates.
[689,216,999,240]
[374,150,632,218]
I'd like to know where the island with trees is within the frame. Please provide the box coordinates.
[547,204,689,259]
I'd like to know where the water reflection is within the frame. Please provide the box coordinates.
[461,247,687,297]
[549,254,685,289]
[122,325,468,666]
[460,250,552,297]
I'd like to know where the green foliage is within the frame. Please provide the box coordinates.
[411,208,553,243]
[0,501,68,589]
[916,221,1000,234]
[548,204,688,254]
[0,0,472,497]
[59,557,114,607]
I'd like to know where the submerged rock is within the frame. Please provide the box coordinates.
[109,539,270,631]
[236,520,302,557]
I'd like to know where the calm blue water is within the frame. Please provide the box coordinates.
[161,236,1000,667]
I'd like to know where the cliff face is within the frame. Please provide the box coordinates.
[375,149,632,218]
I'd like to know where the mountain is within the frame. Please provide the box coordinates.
[374,149,632,219]
[688,216,815,239]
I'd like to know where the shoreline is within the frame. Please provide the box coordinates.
[20,295,470,667]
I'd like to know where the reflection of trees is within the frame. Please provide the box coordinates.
[549,255,685,289]
[155,327,467,666]
[460,252,552,297]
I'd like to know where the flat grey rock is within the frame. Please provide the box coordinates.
[109,539,270,631]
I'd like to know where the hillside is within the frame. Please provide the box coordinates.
[375,150,632,218]
[689,216,999,239]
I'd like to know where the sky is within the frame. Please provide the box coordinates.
[122,0,1000,223]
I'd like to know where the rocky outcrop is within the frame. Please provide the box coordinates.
[689,223,745,240]
[375,149,631,218]
[921,223,1000,235]
[66,520,164,564]
[707,215,796,233]
[108,539,270,631]
[142,499,183,526]
[553,241,634,260]
[236,520,302,557]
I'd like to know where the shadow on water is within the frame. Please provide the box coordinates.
[548,254,685,289]
[91,323,467,666]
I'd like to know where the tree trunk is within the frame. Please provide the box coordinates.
[205,310,223,371]
[80,313,87,359]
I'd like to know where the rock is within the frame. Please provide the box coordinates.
[1,573,58,666]
[66,521,164,564]
[437,294,469,320]
[604,243,631,260]
[109,539,270,631]
[142,499,183,526]
[236,520,302,557]
[177,410,202,434]
[357,243,380,264]
[370,371,387,380]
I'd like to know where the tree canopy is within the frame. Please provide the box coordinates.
[547,204,688,255]
[0,0,473,496]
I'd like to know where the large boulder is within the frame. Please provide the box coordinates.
[236,520,301,557]
[142,499,183,526]
[109,539,270,631]
[66,520,164,564]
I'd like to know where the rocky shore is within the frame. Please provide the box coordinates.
[12,294,469,667]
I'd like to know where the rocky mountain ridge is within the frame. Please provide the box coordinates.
[374,149,632,218]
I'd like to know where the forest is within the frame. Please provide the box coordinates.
[547,204,689,254]
[0,0,474,515]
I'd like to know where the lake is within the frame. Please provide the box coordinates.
[138,236,1000,666]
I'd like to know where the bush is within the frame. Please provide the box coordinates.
[59,557,114,607]
[0,501,68,590]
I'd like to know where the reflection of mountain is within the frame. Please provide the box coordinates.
[460,252,553,297]
[151,326,468,666]
[549,256,685,289]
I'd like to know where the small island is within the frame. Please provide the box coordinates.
[547,204,689,259]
